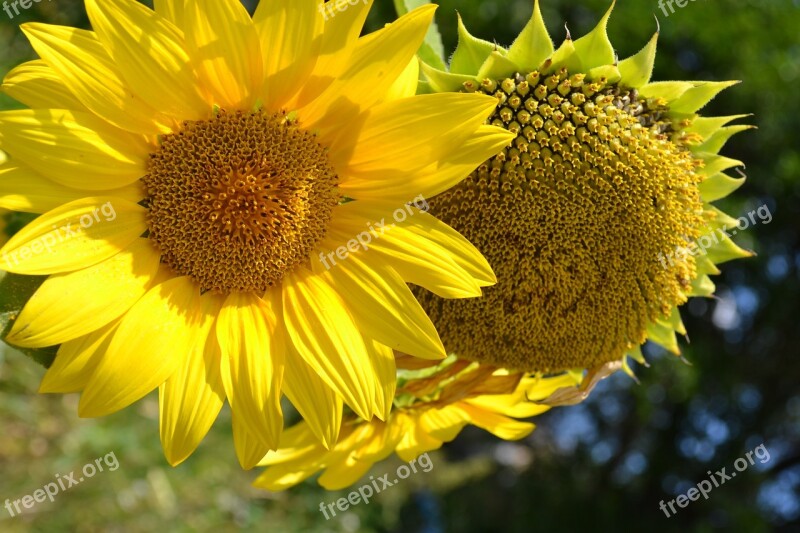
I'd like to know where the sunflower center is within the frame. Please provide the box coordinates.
[143,110,340,293]
[415,69,705,372]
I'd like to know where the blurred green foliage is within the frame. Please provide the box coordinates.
[1,0,799,531]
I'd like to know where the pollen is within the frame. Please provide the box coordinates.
[415,70,706,372]
[143,110,340,293]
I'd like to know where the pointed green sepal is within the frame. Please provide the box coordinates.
[697,152,745,176]
[686,114,751,140]
[705,235,754,264]
[477,51,520,81]
[695,254,722,276]
[692,125,754,155]
[586,65,621,84]
[573,1,616,70]
[450,14,499,75]
[670,80,740,114]
[646,319,680,355]
[639,81,696,102]
[546,33,581,73]
[420,61,478,93]
[690,274,716,298]
[618,32,658,88]
[506,0,554,71]
[698,172,746,202]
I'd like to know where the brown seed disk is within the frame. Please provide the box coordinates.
[143,110,340,293]
[415,70,705,372]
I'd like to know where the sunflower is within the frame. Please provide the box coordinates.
[254,353,603,491]
[0,0,514,468]
[412,0,752,374]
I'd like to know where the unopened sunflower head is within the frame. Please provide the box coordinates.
[0,0,514,469]
[414,0,753,374]
[253,354,592,491]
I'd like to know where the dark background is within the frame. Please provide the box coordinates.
[0,0,798,531]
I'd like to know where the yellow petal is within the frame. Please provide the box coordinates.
[185,0,263,110]
[217,291,284,451]
[0,109,148,191]
[325,202,483,298]
[324,252,446,360]
[159,292,226,466]
[232,412,276,471]
[0,161,143,214]
[282,267,376,420]
[367,340,396,422]
[258,421,322,466]
[290,0,373,110]
[38,319,119,394]
[253,0,323,111]
[2,60,84,110]
[85,0,209,121]
[420,405,470,442]
[330,92,498,178]
[79,276,201,417]
[20,23,173,135]
[381,57,419,103]
[455,402,534,440]
[396,411,443,461]
[8,238,160,347]
[317,453,373,491]
[153,0,185,30]
[0,197,147,275]
[340,124,514,202]
[297,5,436,132]
[282,343,343,450]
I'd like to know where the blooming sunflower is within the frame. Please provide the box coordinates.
[254,353,598,490]
[411,0,753,374]
[0,0,515,468]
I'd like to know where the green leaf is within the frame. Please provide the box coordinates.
[393,0,447,71]
[0,270,57,367]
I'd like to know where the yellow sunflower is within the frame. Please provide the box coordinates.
[254,353,608,491]
[0,0,514,468]
[412,0,752,375]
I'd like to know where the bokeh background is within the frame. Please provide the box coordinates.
[1,0,798,531]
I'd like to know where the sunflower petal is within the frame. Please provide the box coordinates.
[282,267,376,420]
[282,344,342,450]
[2,60,84,110]
[160,292,225,466]
[253,0,323,111]
[0,109,147,190]
[0,197,147,275]
[85,0,208,121]
[20,23,172,135]
[0,161,143,214]
[79,276,201,417]
[232,412,275,471]
[324,252,446,360]
[38,319,119,394]
[8,238,160,347]
[185,0,263,110]
[217,291,284,451]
